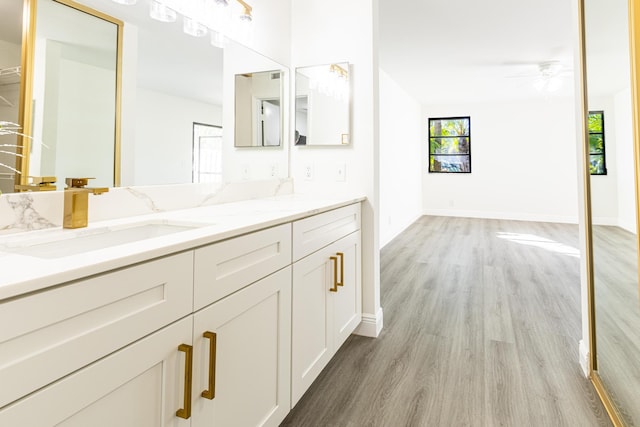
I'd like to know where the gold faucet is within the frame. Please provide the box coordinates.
[63,178,109,229]
[14,176,57,192]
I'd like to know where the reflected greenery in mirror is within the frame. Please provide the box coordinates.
[588,111,606,175]
[234,70,283,147]
[295,62,350,146]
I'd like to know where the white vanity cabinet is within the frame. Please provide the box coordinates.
[0,317,194,427]
[191,267,291,427]
[0,200,364,426]
[291,205,362,406]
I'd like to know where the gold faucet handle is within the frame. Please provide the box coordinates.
[65,177,95,188]
[30,176,57,185]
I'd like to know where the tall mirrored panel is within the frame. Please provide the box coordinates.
[585,0,640,423]
[0,0,24,194]
[295,62,350,146]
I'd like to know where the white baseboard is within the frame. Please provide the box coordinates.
[354,307,384,338]
[579,339,590,378]
[380,213,422,249]
[592,216,619,226]
[422,208,578,224]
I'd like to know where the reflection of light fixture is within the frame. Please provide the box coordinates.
[330,64,348,79]
[116,0,253,46]
[183,17,208,37]
[149,0,176,22]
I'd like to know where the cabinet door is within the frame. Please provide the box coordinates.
[0,317,193,427]
[192,267,291,427]
[332,231,362,351]
[291,244,335,406]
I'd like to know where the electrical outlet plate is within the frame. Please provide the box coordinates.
[304,164,314,181]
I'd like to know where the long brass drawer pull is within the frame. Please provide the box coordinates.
[330,256,339,292]
[336,252,344,286]
[176,344,193,419]
[202,331,217,400]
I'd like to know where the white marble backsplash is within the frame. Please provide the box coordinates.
[0,178,293,235]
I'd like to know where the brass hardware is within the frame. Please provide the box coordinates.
[330,63,348,79]
[176,343,193,419]
[235,0,252,19]
[63,177,109,229]
[201,331,217,400]
[14,175,56,192]
[329,256,338,292]
[336,252,344,286]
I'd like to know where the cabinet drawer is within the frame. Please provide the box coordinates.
[0,252,194,409]
[292,203,361,261]
[194,224,291,310]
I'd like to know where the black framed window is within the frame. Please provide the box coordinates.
[429,116,471,173]
[588,111,606,175]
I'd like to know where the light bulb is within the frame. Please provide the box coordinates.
[184,17,208,37]
[150,0,176,22]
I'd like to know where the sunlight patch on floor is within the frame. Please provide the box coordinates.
[496,232,580,258]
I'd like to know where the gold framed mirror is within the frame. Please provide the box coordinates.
[10,0,122,192]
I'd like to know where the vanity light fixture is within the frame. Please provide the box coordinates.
[149,0,177,22]
[117,0,254,44]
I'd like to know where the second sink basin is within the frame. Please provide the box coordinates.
[0,220,209,259]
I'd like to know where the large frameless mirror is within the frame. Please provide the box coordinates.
[295,62,350,146]
[584,0,640,424]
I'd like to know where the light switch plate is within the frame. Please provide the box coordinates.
[335,163,346,181]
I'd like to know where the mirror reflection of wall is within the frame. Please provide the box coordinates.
[295,62,350,146]
[585,0,640,424]
[234,70,282,147]
[0,0,23,194]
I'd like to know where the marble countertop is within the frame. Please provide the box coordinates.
[0,194,365,300]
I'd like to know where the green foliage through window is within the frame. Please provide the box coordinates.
[588,111,606,175]
[428,117,471,173]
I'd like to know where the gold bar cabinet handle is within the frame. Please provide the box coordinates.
[336,252,344,286]
[201,331,217,400]
[176,344,193,419]
[329,256,339,292]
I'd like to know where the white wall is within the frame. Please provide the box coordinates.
[422,99,579,223]
[133,88,222,186]
[614,88,637,233]
[379,69,422,247]
[291,0,382,336]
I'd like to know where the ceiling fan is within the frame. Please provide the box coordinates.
[504,61,573,92]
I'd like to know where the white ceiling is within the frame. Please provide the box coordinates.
[378,0,579,104]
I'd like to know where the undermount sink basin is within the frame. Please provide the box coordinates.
[1,220,209,259]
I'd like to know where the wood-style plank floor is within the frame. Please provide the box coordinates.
[281,216,611,427]
[593,225,640,426]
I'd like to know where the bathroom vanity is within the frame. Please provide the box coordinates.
[0,195,363,426]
